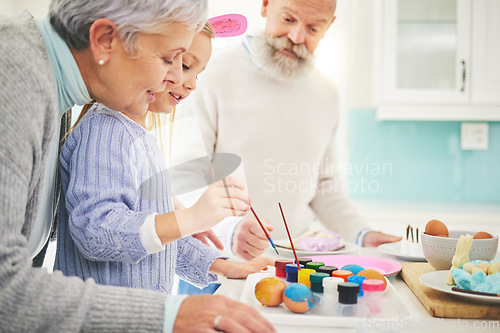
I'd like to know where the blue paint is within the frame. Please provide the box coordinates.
[348,109,500,203]
[348,275,367,296]
[283,284,314,309]
[285,264,303,283]
[341,264,365,275]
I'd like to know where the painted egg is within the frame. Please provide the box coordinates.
[341,264,365,275]
[357,269,387,290]
[254,277,287,307]
[473,231,493,239]
[424,219,449,237]
[282,283,314,313]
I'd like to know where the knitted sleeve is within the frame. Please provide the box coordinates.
[175,236,225,287]
[62,113,150,263]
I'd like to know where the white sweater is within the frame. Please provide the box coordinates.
[177,37,369,246]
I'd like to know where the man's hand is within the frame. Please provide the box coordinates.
[192,229,224,250]
[363,231,402,247]
[232,217,273,261]
[175,295,275,333]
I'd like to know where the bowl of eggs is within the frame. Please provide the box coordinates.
[421,219,498,270]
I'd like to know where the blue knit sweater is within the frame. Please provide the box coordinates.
[54,104,221,292]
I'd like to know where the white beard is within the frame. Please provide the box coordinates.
[251,32,315,82]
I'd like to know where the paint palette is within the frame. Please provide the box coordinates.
[240,271,412,328]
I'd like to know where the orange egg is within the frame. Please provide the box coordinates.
[283,293,311,313]
[473,231,493,239]
[254,277,286,307]
[424,219,449,237]
[357,269,387,290]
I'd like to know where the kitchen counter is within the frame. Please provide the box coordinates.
[215,246,500,333]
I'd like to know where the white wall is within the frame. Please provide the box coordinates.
[0,0,12,15]
[0,0,49,17]
[14,0,50,17]
[347,0,380,108]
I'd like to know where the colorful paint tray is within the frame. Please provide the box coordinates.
[240,270,412,329]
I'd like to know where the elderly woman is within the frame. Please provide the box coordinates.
[0,0,274,332]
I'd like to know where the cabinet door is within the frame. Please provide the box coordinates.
[382,0,471,104]
[471,0,500,104]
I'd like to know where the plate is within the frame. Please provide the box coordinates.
[377,241,426,261]
[419,270,500,305]
[307,255,402,276]
[273,238,357,256]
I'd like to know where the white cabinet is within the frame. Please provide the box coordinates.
[471,0,500,105]
[378,0,500,120]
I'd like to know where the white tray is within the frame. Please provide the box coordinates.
[240,271,412,328]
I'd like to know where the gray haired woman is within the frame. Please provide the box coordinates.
[0,0,274,332]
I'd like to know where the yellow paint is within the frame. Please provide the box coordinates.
[298,268,316,288]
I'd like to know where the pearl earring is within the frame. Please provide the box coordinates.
[98,59,104,66]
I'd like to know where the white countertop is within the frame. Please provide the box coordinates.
[215,247,500,333]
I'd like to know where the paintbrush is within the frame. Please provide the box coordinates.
[220,177,236,216]
[208,157,236,217]
[451,287,500,297]
[278,202,301,270]
[250,206,279,255]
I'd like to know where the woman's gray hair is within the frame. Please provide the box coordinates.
[49,0,207,54]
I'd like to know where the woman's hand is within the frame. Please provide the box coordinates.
[174,295,275,333]
[210,256,274,279]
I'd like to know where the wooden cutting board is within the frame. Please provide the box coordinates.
[400,262,500,319]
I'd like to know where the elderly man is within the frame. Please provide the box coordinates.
[179,0,401,262]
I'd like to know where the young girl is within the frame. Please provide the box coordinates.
[54,22,272,292]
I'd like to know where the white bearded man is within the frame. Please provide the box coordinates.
[177,0,401,274]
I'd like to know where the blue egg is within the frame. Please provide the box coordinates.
[341,264,365,275]
[283,283,314,312]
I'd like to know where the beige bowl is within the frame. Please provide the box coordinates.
[421,230,499,270]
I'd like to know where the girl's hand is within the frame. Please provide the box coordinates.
[176,176,251,236]
[192,229,224,250]
[210,256,275,279]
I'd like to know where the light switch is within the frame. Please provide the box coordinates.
[461,122,489,150]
